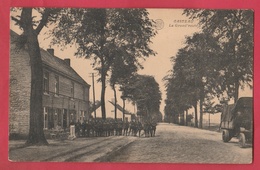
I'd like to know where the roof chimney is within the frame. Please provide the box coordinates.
[64,59,71,66]
[47,48,54,56]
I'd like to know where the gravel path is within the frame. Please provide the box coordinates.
[9,123,252,163]
[107,123,252,164]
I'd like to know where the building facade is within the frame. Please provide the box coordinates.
[9,30,90,138]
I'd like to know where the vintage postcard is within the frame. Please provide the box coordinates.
[9,8,253,164]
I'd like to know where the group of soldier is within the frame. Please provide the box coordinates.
[70,119,157,138]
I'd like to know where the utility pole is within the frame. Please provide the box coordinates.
[92,73,96,120]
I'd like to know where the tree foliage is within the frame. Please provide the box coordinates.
[164,48,199,126]
[164,32,221,127]
[121,74,162,120]
[183,9,253,102]
[50,8,157,119]
[185,32,222,128]
[164,9,253,128]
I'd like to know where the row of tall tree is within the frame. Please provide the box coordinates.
[164,9,253,128]
[12,8,158,145]
[121,74,162,120]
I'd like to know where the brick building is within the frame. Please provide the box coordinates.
[9,30,90,138]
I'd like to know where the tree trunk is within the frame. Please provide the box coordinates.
[232,28,239,103]
[21,8,48,145]
[193,103,198,128]
[185,109,188,126]
[100,59,106,120]
[123,98,125,122]
[183,110,185,125]
[199,97,204,129]
[92,73,96,119]
[234,79,239,103]
[208,112,211,128]
[112,83,117,120]
[99,11,107,120]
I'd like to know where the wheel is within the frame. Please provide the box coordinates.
[222,130,232,142]
[238,133,246,148]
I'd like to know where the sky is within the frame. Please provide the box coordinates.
[10,8,252,121]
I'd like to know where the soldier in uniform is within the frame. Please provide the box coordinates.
[150,119,157,137]
[93,120,98,137]
[85,120,91,137]
[114,120,118,135]
[75,120,81,137]
[143,120,150,137]
[108,120,114,136]
[137,120,143,137]
[123,120,129,136]
[129,120,137,136]
[88,119,94,137]
[128,120,133,136]
[117,120,123,135]
[97,120,103,137]
[81,120,86,137]
[133,120,138,136]
[103,120,109,137]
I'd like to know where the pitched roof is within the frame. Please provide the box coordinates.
[108,100,133,115]
[10,30,90,87]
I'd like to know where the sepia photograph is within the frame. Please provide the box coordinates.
[9,8,253,164]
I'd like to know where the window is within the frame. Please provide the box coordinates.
[55,108,62,128]
[54,75,59,95]
[43,72,49,93]
[71,81,74,98]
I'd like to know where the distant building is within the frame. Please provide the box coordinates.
[9,30,90,138]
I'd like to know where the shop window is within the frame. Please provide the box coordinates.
[48,108,54,129]
[54,108,62,129]
[57,109,62,127]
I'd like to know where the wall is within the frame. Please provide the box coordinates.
[9,43,31,138]
[42,67,89,127]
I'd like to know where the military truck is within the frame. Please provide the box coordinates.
[220,97,253,148]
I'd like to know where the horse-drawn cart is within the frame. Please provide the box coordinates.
[220,97,253,148]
